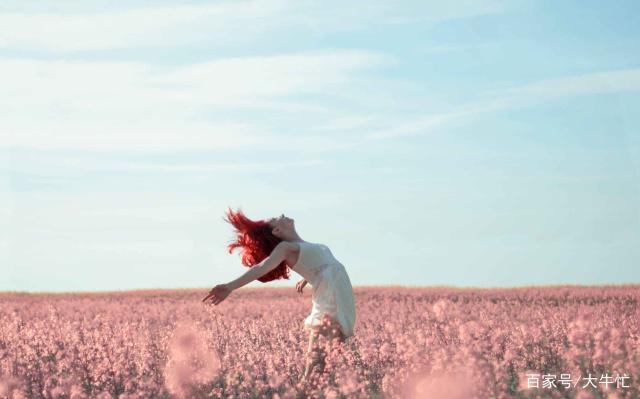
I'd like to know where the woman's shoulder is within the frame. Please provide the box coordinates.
[278,240,310,252]
[282,240,322,256]
[286,240,316,247]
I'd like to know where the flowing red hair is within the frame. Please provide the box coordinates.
[223,207,292,283]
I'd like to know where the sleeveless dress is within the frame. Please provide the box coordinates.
[291,241,356,338]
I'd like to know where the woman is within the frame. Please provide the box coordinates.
[202,207,357,382]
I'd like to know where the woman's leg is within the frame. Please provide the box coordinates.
[348,337,364,368]
[301,315,346,381]
[302,327,321,381]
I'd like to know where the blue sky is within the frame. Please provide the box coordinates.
[1,0,639,292]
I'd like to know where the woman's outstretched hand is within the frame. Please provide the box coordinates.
[202,284,232,305]
[296,279,308,294]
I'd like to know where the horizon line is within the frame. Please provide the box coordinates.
[2,283,639,296]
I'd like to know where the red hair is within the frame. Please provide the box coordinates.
[223,207,291,283]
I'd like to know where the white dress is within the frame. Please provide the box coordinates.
[291,241,356,338]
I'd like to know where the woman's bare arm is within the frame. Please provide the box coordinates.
[203,242,291,305]
[226,242,290,291]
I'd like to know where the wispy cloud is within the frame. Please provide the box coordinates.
[0,1,293,52]
[0,0,515,157]
[6,156,325,177]
[498,68,640,100]
[0,49,394,110]
[365,100,507,140]
[311,115,377,132]
[100,159,326,173]
[366,68,640,140]
[0,50,393,151]
[0,0,511,52]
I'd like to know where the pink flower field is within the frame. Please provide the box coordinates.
[1,286,638,399]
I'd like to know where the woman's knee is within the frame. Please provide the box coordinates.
[318,316,344,339]
[306,321,344,354]
[306,345,325,365]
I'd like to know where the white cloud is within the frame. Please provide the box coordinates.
[499,68,640,100]
[6,155,325,175]
[311,115,376,132]
[3,120,263,151]
[0,0,510,53]
[0,50,393,111]
[0,1,291,52]
[0,0,515,156]
[366,110,469,140]
[365,68,640,140]
[150,49,396,99]
[99,158,325,173]
[365,100,507,140]
[0,50,393,151]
